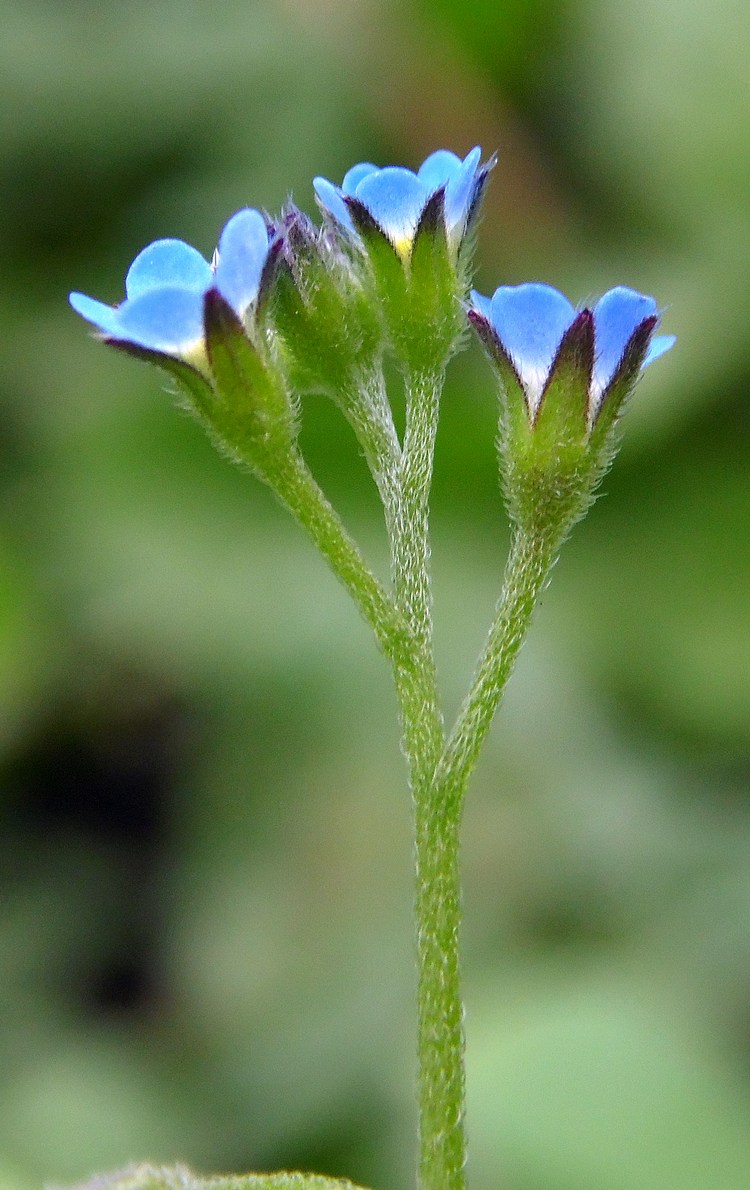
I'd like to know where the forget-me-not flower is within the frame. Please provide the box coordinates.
[470,283,675,423]
[314,147,490,259]
[69,209,274,366]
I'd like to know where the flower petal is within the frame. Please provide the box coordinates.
[490,283,576,401]
[444,146,482,235]
[69,292,124,337]
[417,149,463,192]
[342,162,378,194]
[469,289,493,321]
[355,167,428,252]
[592,286,659,394]
[313,176,355,232]
[214,207,269,317]
[643,333,676,369]
[125,239,212,299]
[114,286,206,354]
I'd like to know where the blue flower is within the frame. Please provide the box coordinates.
[69,209,273,365]
[313,147,489,259]
[470,283,675,419]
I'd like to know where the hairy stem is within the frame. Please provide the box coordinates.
[341,368,403,532]
[269,449,407,663]
[438,525,563,807]
[385,367,471,1189]
[408,521,562,1189]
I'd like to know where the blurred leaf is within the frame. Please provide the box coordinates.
[66,1167,368,1190]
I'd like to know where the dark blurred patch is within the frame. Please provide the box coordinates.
[515,893,619,951]
[2,667,196,1017]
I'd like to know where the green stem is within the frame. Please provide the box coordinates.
[438,525,563,805]
[393,369,442,673]
[412,764,465,1190]
[408,523,562,1190]
[268,449,407,663]
[340,368,402,540]
[386,367,470,1189]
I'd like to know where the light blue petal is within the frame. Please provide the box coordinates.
[313,177,355,232]
[355,167,428,248]
[643,333,676,368]
[490,283,576,401]
[114,287,205,353]
[592,286,658,392]
[417,149,463,191]
[214,207,269,317]
[69,292,123,337]
[469,290,493,321]
[342,162,378,194]
[125,239,211,299]
[444,146,482,234]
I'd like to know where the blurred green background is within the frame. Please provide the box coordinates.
[1,0,749,1187]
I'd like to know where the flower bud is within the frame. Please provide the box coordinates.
[314,148,493,373]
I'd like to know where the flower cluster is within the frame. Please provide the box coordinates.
[69,145,674,520]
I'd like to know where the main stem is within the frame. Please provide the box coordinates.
[388,368,464,1190]
[406,518,562,1190]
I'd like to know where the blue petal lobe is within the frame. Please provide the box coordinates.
[469,290,493,321]
[69,292,123,337]
[592,286,658,392]
[445,146,482,234]
[125,239,212,299]
[342,162,378,194]
[214,207,269,317]
[355,167,428,248]
[314,177,355,232]
[417,150,463,191]
[490,283,576,399]
[643,333,676,368]
[114,287,205,353]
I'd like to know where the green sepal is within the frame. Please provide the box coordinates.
[459,165,492,265]
[203,287,297,468]
[253,236,286,327]
[468,308,531,448]
[532,311,593,452]
[589,313,659,449]
[346,193,464,374]
[405,188,465,371]
[268,214,380,397]
[345,196,409,330]
[105,340,216,424]
[66,1163,370,1190]
[474,309,603,536]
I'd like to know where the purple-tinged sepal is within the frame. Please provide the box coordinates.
[470,282,675,534]
[203,288,297,472]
